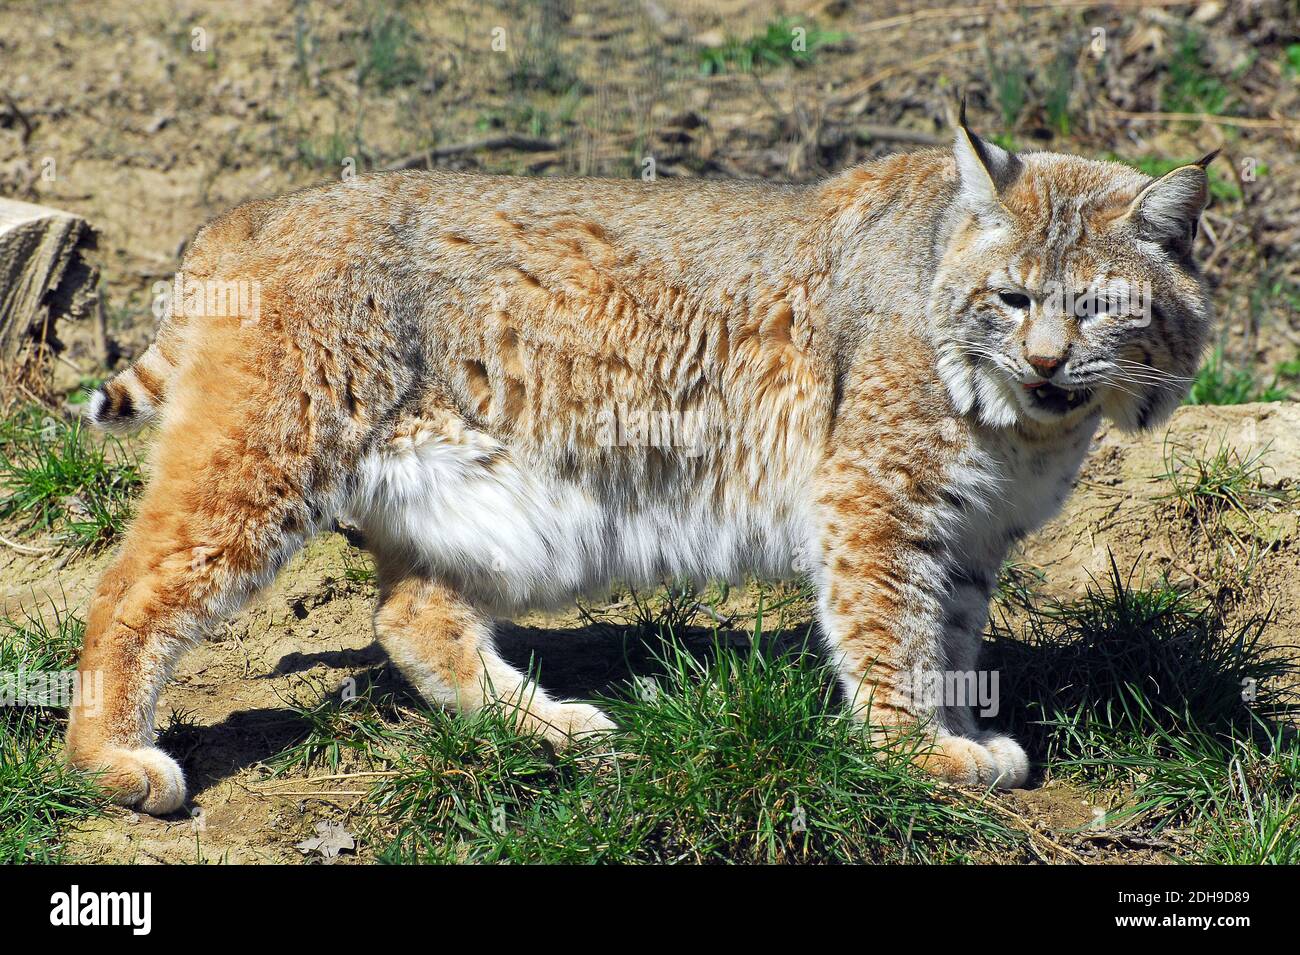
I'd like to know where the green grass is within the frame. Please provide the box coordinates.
[0,404,141,549]
[295,119,369,172]
[1186,348,1291,405]
[1284,43,1300,79]
[370,620,1018,864]
[475,88,581,139]
[1043,43,1076,136]
[1195,741,1300,863]
[64,376,107,407]
[988,558,1299,859]
[1163,29,1230,115]
[0,607,104,864]
[988,46,1028,131]
[11,564,1294,864]
[261,565,1299,865]
[359,11,423,92]
[271,674,404,775]
[340,546,377,585]
[1250,275,1300,334]
[987,38,1076,136]
[698,19,843,76]
[506,3,579,95]
[1276,351,1300,381]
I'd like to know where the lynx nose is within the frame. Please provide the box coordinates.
[1024,349,1067,378]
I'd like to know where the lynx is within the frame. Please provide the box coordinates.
[69,113,1213,814]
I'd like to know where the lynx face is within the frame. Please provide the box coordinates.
[932,129,1213,432]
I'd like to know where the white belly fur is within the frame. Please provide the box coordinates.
[346,426,813,615]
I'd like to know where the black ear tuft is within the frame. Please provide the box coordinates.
[1194,149,1221,169]
[952,103,1018,222]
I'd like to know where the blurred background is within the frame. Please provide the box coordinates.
[1,0,1297,405]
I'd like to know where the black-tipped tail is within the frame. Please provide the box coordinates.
[85,364,161,434]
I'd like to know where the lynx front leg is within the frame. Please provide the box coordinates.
[813,445,1028,790]
[372,571,614,745]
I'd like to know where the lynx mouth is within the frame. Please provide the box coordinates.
[1024,381,1094,414]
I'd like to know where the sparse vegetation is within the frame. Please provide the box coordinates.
[295,119,370,172]
[340,545,377,585]
[505,2,579,95]
[273,675,404,774]
[1286,43,1300,78]
[1163,29,1230,115]
[987,38,1077,136]
[359,10,423,92]
[988,44,1028,131]
[1043,43,1077,136]
[1161,438,1279,525]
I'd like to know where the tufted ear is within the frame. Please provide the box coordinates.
[953,100,1018,225]
[1124,151,1216,256]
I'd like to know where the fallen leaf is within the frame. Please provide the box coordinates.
[295,821,355,860]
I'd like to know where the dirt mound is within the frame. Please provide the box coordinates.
[1027,403,1300,652]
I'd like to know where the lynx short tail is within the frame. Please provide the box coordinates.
[85,342,172,434]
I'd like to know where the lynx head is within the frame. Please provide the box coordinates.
[930,113,1213,433]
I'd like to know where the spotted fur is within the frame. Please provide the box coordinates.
[68,120,1212,813]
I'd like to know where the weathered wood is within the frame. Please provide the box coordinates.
[0,197,99,374]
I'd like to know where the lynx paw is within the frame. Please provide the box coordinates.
[915,733,1029,790]
[76,746,187,815]
[535,701,616,746]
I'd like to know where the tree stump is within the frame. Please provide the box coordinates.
[0,197,100,394]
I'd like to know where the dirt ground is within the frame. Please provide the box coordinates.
[1,1,1298,863]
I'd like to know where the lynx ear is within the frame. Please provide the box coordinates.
[1124,152,1215,255]
[954,101,1018,224]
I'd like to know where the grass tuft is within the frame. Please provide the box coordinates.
[0,405,140,549]
[698,19,843,76]
[272,674,406,774]
[1187,348,1290,405]
[1159,437,1291,536]
[988,557,1299,856]
[1163,29,1230,115]
[0,607,104,863]
[359,11,423,92]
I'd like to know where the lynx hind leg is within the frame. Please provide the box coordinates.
[66,416,317,814]
[373,574,614,744]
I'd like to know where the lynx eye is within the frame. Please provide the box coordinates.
[1072,290,1109,320]
[998,291,1031,309]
